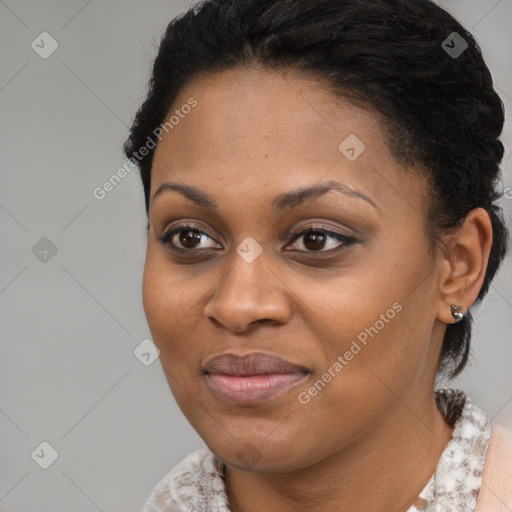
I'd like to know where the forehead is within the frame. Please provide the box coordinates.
[154,67,382,162]
[150,67,427,215]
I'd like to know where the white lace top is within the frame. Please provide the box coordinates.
[141,388,492,512]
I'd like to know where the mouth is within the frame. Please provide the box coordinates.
[202,352,310,405]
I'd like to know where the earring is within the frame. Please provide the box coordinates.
[451,304,467,323]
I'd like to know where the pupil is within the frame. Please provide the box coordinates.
[180,230,202,248]
[304,231,325,250]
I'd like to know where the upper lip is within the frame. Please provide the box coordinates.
[203,352,309,376]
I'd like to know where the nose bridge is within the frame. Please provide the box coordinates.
[204,243,291,331]
[221,247,267,301]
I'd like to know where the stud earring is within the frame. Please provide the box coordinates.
[451,304,467,323]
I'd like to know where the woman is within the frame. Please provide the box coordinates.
[124,0,512,510]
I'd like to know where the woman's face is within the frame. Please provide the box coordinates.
[143,67,446,471]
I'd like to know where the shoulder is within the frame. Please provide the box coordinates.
[141,449,230,512]
[476,423,512,512]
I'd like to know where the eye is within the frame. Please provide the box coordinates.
[157,222,357,255]
[286,224,357,253]
[157,222,221,251]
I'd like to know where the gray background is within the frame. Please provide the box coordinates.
[0,0,511,510]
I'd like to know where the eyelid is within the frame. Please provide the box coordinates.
[284,220,359,242]
[160,220,218,240]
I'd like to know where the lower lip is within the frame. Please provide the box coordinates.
[206,372,308,405]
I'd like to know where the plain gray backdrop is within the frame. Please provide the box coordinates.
[1,0,511,510]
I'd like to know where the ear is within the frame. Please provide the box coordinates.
[436,208,493,325]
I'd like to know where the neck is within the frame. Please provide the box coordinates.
[225,390,454,512]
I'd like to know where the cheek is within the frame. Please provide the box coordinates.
[142,254,189,346]
[141,256,167,333]
[141,252,207,365]
[307,243,435,381]
[141,256,202,399]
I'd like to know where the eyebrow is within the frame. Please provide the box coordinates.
[151,179,378,213]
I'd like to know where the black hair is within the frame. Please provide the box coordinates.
[124,0,509,378]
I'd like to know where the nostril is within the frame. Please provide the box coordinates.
[251,319,270,327]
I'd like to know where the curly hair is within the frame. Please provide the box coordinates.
[123,0,509,378]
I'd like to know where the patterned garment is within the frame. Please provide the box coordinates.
[142,388,492,512]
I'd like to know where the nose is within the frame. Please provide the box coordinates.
[203,249,293,333]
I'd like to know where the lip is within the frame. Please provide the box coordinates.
[203,352,310,405]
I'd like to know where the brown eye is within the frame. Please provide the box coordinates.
[287,226,356,253]
[302,231,328,251]
[157,223,221,251]
[177,229,203,249]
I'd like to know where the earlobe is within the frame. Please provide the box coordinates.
[436,208,493,325]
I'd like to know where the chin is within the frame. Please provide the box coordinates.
[198,426,317,473]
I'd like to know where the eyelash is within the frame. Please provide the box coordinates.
[157,222,356,255]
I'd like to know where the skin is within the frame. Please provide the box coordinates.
[143,67,493,512]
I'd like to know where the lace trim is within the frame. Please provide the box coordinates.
[408,389,492,512]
